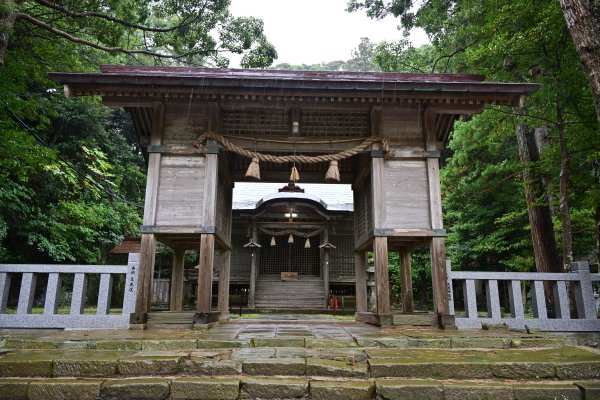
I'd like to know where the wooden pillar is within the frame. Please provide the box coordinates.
[133,234,156,321]
[169,248,185,312]
[426,111,453,328]
[354,251,368,313]
[217,249,231,313]
[248,224,257,309]
[197,234,215,315]
[322,227,330,308]
[132,102,163,326]
[195,139,219,324]
[374,237,390,315]
[399,249,414,313]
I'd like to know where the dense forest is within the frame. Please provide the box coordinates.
[0,0,599,308]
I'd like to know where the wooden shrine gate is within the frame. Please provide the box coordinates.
[51,67,537,328]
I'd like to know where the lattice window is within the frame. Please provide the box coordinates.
[329,234,355,278]
[301,110,369,137]
[222,108,288,136]
[258,234,320,276]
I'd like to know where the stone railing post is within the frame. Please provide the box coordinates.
[123,253,140,316]
[571,261,596,319]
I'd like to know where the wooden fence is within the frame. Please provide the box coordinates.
[0,253,138,329]
[447,260,600,331]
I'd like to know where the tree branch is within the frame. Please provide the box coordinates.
[32,0,202,33]
[14,12,207,60]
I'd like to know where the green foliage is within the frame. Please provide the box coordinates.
[356,0,600,275]
[0,0,278,263]
[5,0,276,68]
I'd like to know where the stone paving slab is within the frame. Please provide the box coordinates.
[100,378,171,400]
[28,379,103,400]
[1,377,600,399]
[240,377,309,399]
[310,379,375,400]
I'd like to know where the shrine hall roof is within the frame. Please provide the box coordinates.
[233,183,353,212]
[50,65,538,106]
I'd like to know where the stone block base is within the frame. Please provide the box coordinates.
[355,312,393,327]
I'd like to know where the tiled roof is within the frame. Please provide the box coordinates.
[233,183,353,211]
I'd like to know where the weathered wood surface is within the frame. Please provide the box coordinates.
[374,236,390,314]
[202,152,219,227]
[135,233,156,314]
[383,160,430,229]
[254,278,325,309]
[217,249,231,313]
[169,248,185,311]
[371,156,387,229]
[155,156,205,226]
[381,105,425,148]
[399,249,414,313]
[162,104,208,145]
[354,251,368,313]
[196,234,215,314]
[152,278,170,304]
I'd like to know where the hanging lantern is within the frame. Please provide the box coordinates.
[304,238,311,248]
[288,234,294,244]
[245,157,261,180]
[270,236,276,246]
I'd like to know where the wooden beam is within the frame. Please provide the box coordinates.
[354,251,368,313]
[217,249,231,314]
[399,249,414,313]
[196,234,215,314]
[374,236,390,315]
[169,248,185,312]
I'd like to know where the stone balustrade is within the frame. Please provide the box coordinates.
[447,260,600,331]
[0,253,138,329]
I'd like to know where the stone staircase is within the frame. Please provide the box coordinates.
[1,326,600,399]
[255,276,325,309]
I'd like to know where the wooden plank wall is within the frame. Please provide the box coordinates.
[382,160,431,229]
[155,156,206,226]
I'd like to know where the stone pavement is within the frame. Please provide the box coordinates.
[1,319,600,399]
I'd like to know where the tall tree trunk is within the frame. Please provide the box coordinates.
[560,0,600,125]
[595,204,600,271]
[517,124,562,316]
[534,125,555,215]
[556,104,573,268]
[517,124,562,274]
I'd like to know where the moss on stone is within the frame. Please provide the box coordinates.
[171,378,239,400]
[310,380,374,400]
[0,378,29,399]
[100,378,171,400]
[306,358,368,378]
[240,377,308,399]
[28,379,102,400]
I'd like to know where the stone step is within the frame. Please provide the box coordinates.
[0,346,599,381]
[1,377,599,400]
[0,335,570,351]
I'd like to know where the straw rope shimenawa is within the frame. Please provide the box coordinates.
[193,131,395,181]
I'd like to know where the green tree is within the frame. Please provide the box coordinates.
[352,0,600,272]
[0,0,276,67]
